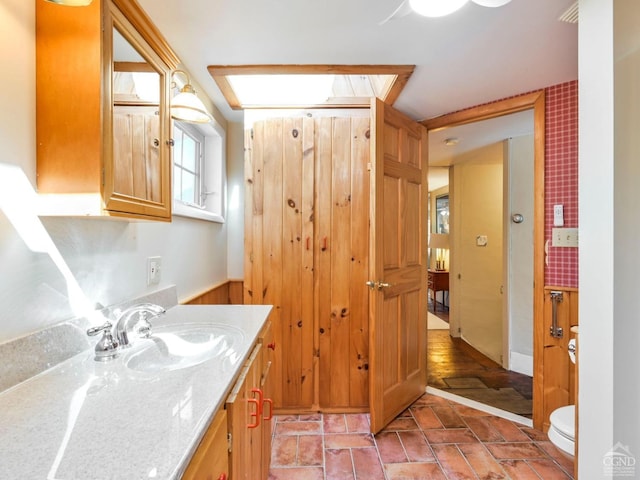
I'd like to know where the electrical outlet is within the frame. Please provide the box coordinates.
[147,256,161,285]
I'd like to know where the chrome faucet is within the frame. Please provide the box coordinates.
[114,303,166,348]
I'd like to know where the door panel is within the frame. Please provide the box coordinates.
[245,113,369,411]
[369,98,428,434]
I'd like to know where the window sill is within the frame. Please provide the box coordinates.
[173,201,225,224]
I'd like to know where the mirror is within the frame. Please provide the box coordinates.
[435,194,449,234]
[111,25,162,203]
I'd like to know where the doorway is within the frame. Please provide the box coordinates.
[424,92,545,426]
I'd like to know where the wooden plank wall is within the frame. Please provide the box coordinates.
[536,287,579,432]
[245,114,370,412]
[315,116,370,410]
[183,281,244,305]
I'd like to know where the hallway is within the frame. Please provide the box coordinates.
[427,302,533,418]
[268,393,573,479]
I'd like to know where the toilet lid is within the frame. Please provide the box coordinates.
[550,405,575,439]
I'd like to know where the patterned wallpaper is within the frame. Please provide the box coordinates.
[442,80,579,288]
[544,80,579,288]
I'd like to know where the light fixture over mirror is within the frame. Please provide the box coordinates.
[43,0,93,6]
[171,70,211,124]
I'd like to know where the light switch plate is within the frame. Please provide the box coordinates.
[552,228,578,247]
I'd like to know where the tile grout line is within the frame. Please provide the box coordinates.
[371,423,391,480]
[454,399,512,478]
[321,413,327,480]
[407,404,446,476]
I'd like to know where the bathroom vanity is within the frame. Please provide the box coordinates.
[0,301,272,479]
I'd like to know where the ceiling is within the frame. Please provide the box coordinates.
[138,0,577,121]
[137,0,577,176]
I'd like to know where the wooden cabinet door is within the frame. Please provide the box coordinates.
[259,322,274,479]
[226,344,263,480]
[368,99,428,433]
[182,408,229,480]
[35,0,176,221]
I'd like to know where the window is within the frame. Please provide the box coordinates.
[173,122,203,207]
[172,119,225,223]
[207,65,415,110]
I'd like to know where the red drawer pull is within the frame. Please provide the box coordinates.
[218,474,227,480]
[263,397,273,421]
[247,397,259,428]
[267,341,276,350]
[247,388,263,428]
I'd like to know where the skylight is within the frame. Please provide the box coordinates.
[207,65,415,110]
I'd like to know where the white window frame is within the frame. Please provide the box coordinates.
[172,117,226,223]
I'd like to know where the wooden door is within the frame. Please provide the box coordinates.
[244,113,370,412]
[181,408,229,480]
[369,98,428,433]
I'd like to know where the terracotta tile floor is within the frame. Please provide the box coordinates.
[268,393,574,479]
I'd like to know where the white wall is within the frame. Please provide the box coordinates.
[451,143,503,364]
[613,0,640,469]
[0,1,237,344]
[506,135,534,372]
[579,0,615,474]
[226,122,245,280]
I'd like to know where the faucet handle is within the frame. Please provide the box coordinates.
[87,321,113,337]
[87,321,119,361]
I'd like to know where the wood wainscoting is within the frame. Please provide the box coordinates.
[534,286,579,432]
[183,280,244,305]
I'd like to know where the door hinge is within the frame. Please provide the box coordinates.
[227,432,232,453]
[102,168,105,187]
[367,162,372,171]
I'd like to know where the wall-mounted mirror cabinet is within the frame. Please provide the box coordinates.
[36,0,179,220]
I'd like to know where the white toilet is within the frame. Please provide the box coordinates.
[548,404,575,456]
[548,336,577,457]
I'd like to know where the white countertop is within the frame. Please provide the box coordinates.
[0,304,271,480]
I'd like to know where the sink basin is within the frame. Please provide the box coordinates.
[123,323,244,373]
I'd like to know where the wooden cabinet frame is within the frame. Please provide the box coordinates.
[36,0,179,220]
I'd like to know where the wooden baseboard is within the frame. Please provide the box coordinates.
[183,280,244,305]
[274,406,369,415]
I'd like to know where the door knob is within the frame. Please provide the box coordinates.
[366,280,391,290]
